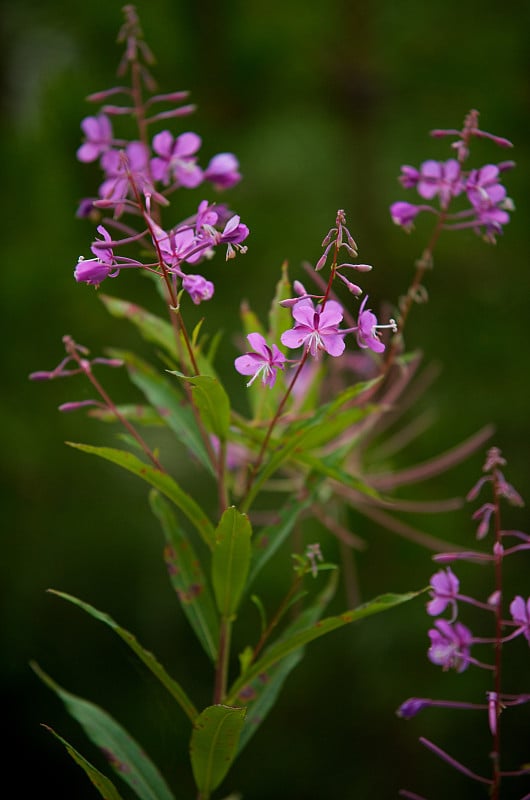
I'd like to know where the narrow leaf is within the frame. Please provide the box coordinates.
[189,705,246,794]
[240,383,378,511]
[172,374,231,442]
[66,443,215,547]
[32,663,176,800]
[100,295,178,361]
[212,508,252,618]
[226,591,420,703]
[99,295,217,377]
[42,725,126,800]
[109,349,213,474]
[150,491,219,662]
[48,590,198,722]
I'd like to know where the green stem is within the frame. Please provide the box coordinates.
[251,574,304,663]
[213,616,232,704]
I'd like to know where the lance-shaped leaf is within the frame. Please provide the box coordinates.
[225,590,421,704]
[100,295,178,361]
[108,349,213,475]
[212,508,251,618]
[237,571,338,752]
[150,490,219,662]
[99,295,218,377]
[32,664,176,800]
[48,590,198,722]
[42,725,126,800]
[171,374,230,443]
[189,705,246,795]
[67,444,215,548]
[240,382,379,511]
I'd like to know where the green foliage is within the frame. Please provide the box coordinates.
[42,726,126,800]
[225,589,421,704]
[212,508,252,619]
[150,491,220,662]
[47,590,199,722]
[174,374,231,443]
[189,705,246,796]
[66,443,216,547]
[110,349,214,474]
[32,664,176,800]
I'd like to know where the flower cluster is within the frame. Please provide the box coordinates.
[398,447,530,796]
[390,110,515,243]
[77,117,241,207]
[234,209,397,388]
[72,9,247,306]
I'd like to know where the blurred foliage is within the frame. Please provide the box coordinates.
[2,0,529,798]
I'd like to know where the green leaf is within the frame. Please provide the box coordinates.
[237,571,338,752]
[109,350,213,475]
[32,664,176,800]
[42,725,126,800]
[226,590,420,703]
[240,381,380,510]
[171,374,231,442]
[100,295,178,361]
[66,444,215,548]
[301,452,380,498]
[150,491,219,662]
[48,590,198,722]
[189,705,246,794]
[212,507,252,618]
[99,295,217,377]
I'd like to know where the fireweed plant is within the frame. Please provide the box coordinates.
[398,448,529,800]
[29,6,522,799]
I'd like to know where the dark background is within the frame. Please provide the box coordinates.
[2,1,529,798]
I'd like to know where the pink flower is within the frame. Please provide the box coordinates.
[427,568,460,617]
[74,225,118,286]
[218,214,249,260]
[98,142,151,210]
[415,159,463,207]
[204,153,242,190]
[354,296,396,354]
[510,596,530,643]
[74,257,116,286]
[182,274,214,304]
[390,201,424,231]
[74,225,142,286]
[281,299,345,359]
[428,619,472,673]
[77,114,113,163]
[465,164,506,208]
[235,333,286,387]
[151,131,203,187]
[151,223,197,269]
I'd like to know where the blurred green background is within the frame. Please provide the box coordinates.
[2,0,529,798]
